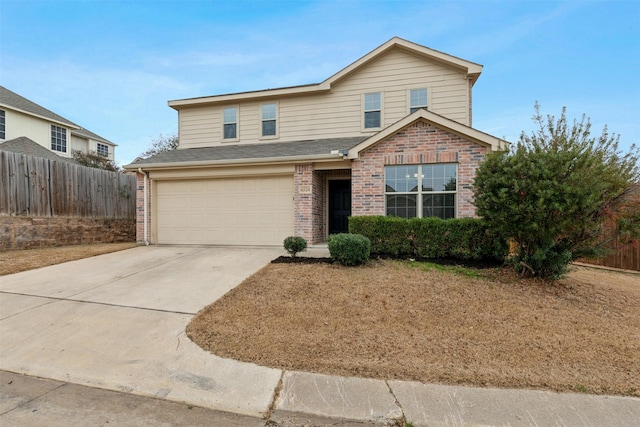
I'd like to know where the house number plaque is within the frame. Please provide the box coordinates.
[298,185,312,194]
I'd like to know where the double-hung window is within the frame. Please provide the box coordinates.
[364,92,381,129]
[223,107,238,140]
[409,88,428,113]
[261,103,277,137]
[97,143,109,157]
[0,110,5,139]
[51,125,67,152]
[385,164,457,219]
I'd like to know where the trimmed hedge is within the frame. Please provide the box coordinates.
[348,216,508,262]
[328,233,371,266]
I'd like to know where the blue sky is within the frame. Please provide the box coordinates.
[1,0,638,165]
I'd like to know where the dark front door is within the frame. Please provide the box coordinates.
[329,179,351,235]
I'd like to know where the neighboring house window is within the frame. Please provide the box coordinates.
[409,88,428,113]
[261,103,277,137]
[364,92,381,128]
[385,163,457,219]
[0,110,5,139]
[223,107,238,139]
[97,143,109,157]
[51,125,67,152]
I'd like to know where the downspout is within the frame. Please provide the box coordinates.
[137,168,150,246]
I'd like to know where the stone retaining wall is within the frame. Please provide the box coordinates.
[0,216,135,251]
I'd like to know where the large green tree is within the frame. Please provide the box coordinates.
[473,104,639,279]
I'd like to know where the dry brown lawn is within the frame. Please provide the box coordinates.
[0,242,137,275]
[187,260,640,397]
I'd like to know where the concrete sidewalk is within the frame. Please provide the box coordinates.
[1,246,639,426]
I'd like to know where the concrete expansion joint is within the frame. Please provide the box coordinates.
[385,380,408,427]
[1,375,66,417]
[263,369,285,425]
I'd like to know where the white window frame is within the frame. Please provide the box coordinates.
[384,163,457,220]
[362,92,382,130]
[51,125,67,153]
[408,88,428,114]
[261,102,278,138]
[222,106,239,141]
[97,143,109,157]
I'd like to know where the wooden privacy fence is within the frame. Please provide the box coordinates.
[0,150,136,218]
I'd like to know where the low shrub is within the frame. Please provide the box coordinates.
[349,216,508,262]
[328,233,371,266]
[283,236,307,257]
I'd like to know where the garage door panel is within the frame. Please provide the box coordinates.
[156,176,293,245]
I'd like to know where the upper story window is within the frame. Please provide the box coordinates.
[409,88,428,113]
[51,125,67,152]
[97,143,109,157]
[0,110,5,140]
[364,92,381,129]
[385,163,457,220]
[223,107,238,140]
[261,103,277,137]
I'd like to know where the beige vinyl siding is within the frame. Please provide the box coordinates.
[178,48,472,148]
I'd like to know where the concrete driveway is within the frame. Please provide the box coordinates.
[0,246,284,417]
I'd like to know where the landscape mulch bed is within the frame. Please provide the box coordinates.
[187,259,640,397]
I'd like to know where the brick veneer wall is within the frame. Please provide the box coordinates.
[135,172,151,244]
[0,216,135,250]
[294,166,352,244]
[351,121,488,218]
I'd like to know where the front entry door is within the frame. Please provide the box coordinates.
[328,179,351,235]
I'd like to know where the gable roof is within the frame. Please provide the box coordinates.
[0,86,116,145]
[125,136,366,170]
[0,137,77,163]
[71,127,117,146]
[348,109,509,158]
[168,37,483,109]
[0,86,79,129]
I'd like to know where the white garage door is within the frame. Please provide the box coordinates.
[156,176,294,245]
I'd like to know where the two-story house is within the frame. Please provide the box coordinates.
[126,37,507,246]
[0,86,117,162]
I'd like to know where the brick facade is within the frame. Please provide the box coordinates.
[294,165,352,244]
[135,172,151,244]
[351,121,488,218]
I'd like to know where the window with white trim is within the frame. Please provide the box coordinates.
[51,125,67,152]
[97,143,109,157]
[261,103,277,137]
[385,164,457,219]
[409,88,428,113]
[364,92,381,129]
[223,107,237,139]
[0,110,5,139]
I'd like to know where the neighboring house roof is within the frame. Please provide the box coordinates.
[168,37,483,109]
[0,85,116,146]
[129,136,368,169]
[348,109,509,158]
[0,86,79,129]
[71,127,117,146]
[0,137,77,163]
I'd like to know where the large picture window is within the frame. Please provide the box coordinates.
[385,164,457,219]
[51,125,67,152]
